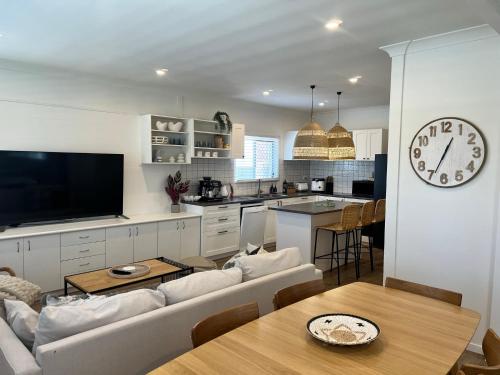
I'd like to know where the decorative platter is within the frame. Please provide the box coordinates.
[307,313,380,346]
[107,264,151,279]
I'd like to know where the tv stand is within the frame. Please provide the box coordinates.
[0,226,5,233]
[117,214,130,220]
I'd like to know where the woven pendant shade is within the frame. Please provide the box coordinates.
[293,84,329,160]
[327,91,355,160]
[293,121,329,160]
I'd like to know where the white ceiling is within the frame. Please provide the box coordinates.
[0,0,499,110]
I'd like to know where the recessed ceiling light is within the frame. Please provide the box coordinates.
[0,33,3,38]
[262,89,273,96]
[318,102,325,107]
[155,68,168,76]
[325,19,343,30]
[349,75,362,84]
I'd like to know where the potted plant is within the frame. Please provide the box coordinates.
[165,171,190,213]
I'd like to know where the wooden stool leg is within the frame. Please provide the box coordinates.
[354,229,360,279]
[344,232,349,265]
[330,231,335,272]
[335,232,341,285]
[369,233,374,271]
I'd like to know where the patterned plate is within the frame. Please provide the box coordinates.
[307,314,380,346]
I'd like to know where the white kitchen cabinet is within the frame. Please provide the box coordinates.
[230,123,246,159]
[284,131,298,160]
[352,129,388,161]
[158,218,201,261]
[106,226,134,267]
[264,199,280,244]
[133,223,158,262]
[0,238,24,278]
[23,235,60,292]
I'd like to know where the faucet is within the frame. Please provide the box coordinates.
[257,179,262,198]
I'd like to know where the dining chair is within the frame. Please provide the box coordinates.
[273,279,326,310]
[385,277,462,306]
[356,201,375,271]
[313,204,361,285]
[191,302,259,348]
[460,328,500,375]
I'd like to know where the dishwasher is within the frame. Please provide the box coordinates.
[239,202,268,251]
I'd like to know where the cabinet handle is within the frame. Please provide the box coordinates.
[218,218,228,222]
[217,230,228,235]
[27,240,31,251]
[79,262,90,267]
[177,221,179,230]
[129,228,132,238]
[136,226,139,236]
[218,206,229,209]
[182,221,185,230]
[79,235,90,239]
[17,241,20,253]
[79,249,90,253]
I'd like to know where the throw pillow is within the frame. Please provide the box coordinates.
[157,268,242,305]
[234,247,303,281]
[222,243,267,270]
[33,289,165,353]
[5,299,39,349]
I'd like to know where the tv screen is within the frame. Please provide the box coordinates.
[0,151,124,226]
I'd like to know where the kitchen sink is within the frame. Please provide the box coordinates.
[245,193,288,198]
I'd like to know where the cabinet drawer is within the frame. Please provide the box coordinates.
[204,227,240,257]
[204,214,239,226]
[204,220,240,233]
[204,204,240,216]
[61,241,105,261]
[61,229,105,246]
[61,254,105,277]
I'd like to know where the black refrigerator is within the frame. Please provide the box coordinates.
[373,154,387,248]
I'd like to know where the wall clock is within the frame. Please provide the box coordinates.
[409,117,486,188]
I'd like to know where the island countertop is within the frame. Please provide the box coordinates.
[268,201,355,215]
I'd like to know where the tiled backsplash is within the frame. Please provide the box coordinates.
[175,159,374,196]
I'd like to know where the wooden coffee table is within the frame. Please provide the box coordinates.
[64,257,193,295]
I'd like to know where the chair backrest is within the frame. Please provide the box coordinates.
[191,302,259,348]
[385,277,462,306]
[373,199,386,223]
[484,329,500,367]
[460,364,500,374]
[340,204,361,230]
[273,279,326,310]
[359,201,375,227]
[240,205,268,251]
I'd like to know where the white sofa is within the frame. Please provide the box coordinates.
[0,264,321,375]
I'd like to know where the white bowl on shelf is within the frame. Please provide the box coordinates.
[168,121,183,132]
[155,121,168,131]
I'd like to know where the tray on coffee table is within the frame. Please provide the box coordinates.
[64,257,194,295]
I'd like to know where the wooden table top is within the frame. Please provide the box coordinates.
[149,282,480,375]
[65,259,181,293]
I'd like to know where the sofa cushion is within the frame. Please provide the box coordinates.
[4,300,39,349]
[157,268,242,305]
[33,289,164,352]
[234,247,303,281]
[222,244,267,270]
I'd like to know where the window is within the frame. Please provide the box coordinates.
[234,136,279,182]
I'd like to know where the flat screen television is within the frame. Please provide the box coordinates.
[0,151,124,227]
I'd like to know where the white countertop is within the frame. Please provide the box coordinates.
[0,212,201,240]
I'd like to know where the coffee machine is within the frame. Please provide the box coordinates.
[198,177,223,201]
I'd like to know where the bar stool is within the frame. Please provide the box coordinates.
[363,199,386,262]
[356,201,376,271]
[313,204,361,285]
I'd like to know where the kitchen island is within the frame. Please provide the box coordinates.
[269,201,357,271]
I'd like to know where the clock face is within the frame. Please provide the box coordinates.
[409,117,486,188]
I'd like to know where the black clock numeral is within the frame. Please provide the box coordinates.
[427,170,435,181]
[455,170,463,182]
[417,160,425,171]
[472,146,481,158]
[466,160,475,173]
[441,121,452,133]
[418,136,429,147]
[413,148,421,159]
[440,173,448,184]
[468,133,476,145]
[429,126,437,137]
[458,123,463,135]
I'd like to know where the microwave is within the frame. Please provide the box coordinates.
[352,180,374,197]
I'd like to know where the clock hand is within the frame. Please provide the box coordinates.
[434,137,454,174]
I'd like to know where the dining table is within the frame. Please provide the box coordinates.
[149,282,480,375]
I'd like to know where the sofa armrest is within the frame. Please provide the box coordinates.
[0,318,41,375]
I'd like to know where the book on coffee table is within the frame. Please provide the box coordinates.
[64,257,193,295]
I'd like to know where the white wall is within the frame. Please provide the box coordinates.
[315,105,389,131]
[382,25,500,351]
[0,60,307,214]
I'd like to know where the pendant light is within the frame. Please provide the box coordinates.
[293,85,329,160]
[327,91,355,160]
